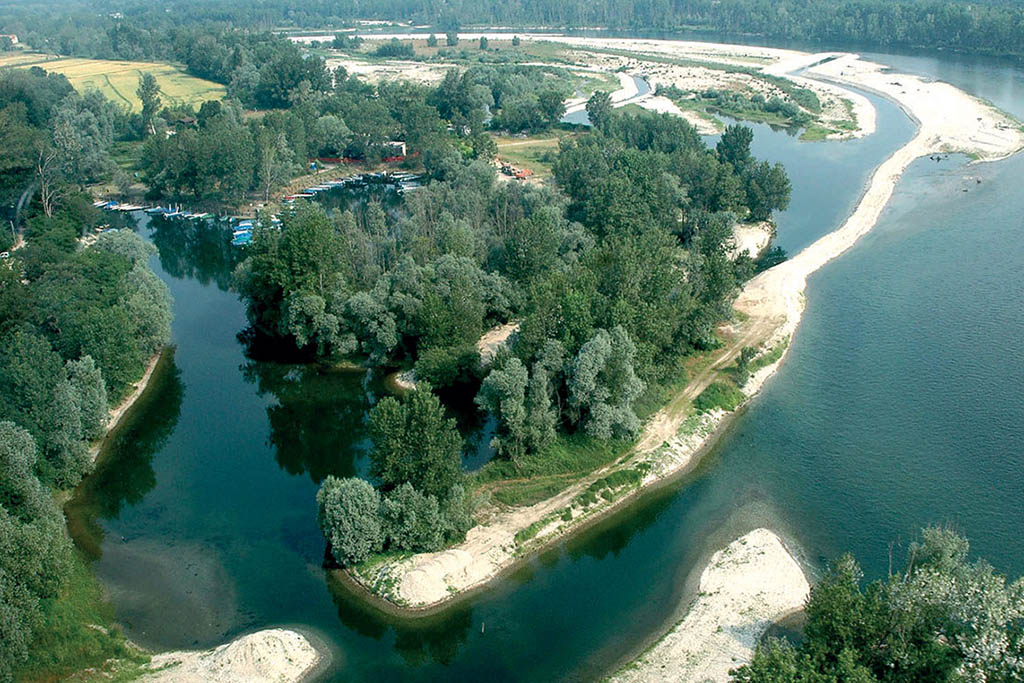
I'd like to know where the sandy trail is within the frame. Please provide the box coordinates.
[610,529,809,683]
[351,49,1024,615]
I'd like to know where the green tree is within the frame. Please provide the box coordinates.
[479,36,488,50]
[136,72,161,136]
[368,388,462,500]
[476,355,529,463]
[445,31,459,47]
[585,90,613,131]
[380,482,444,552]
[537,89,567,125]
[716,124,754,171]
[316,476,383,566]
[745,161,791,221]
[733,527,1024,682]
[427,34,438,48]
[65,356,107,442]
[567,326,645,439]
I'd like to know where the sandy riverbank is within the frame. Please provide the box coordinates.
[349,49,1023,614]
[610,529,809,683]
[87,349,166,464]
[142,628,327,682]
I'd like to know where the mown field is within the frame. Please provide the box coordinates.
[0,52,225,111]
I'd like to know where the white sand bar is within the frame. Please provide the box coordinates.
[610,529,809,683]
[143,629,323,682]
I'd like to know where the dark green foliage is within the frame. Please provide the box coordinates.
[414,345,483,389]
[380,482,444,552]
[368,388,463,500]
[375,38,414,58]
[317,476,384,566]
[732,527,1024,682]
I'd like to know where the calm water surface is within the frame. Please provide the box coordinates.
[68,50,1024,680]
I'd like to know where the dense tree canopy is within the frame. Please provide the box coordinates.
[732,527,1024,682]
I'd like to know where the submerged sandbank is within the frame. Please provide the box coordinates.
[88,348,168,464]
[609,528,809,683]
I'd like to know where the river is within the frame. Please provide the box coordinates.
[66,47,1024,681]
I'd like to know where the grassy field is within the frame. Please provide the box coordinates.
[0,52,225,111]
[492,131,573,179]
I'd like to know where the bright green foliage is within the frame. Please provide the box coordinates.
[694,381,746,413]
[717,124,754,171]
[368,388,463,500]
[316,476,383,566]
[732,527,1024,682]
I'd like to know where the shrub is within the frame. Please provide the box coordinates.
[694,381,746,413]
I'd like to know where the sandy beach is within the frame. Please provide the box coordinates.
[87,349,166,463]
[349,47,1024,614]
[610,529,809,683]
[142,628,326,682]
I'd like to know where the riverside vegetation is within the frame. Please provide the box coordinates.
[234,93,790,563]
[0,75,173,681]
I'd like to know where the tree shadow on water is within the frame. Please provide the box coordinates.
[65,349,185,561]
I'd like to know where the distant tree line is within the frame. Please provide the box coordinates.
[4,0,1024,59]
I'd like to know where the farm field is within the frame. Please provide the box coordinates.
[0,52,225,110]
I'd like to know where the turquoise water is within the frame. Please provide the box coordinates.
[67,52,1024,680]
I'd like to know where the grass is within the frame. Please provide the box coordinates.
[473,433,631,507]
[0,53,225,111]
[14,551,149,682]
[694,381,746,413]
[492,132,569,179]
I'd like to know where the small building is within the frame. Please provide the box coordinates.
[0,34,18,45]
[383,141,407,157]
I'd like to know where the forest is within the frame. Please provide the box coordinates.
[2,0,1024,59]
[0,69,173,679]
[232,76,788,562]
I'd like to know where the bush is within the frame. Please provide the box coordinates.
[414,345,482,388]
[317,476,383,566]
[694,381,746,413]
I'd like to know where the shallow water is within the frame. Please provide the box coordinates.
[68,49,1024,681]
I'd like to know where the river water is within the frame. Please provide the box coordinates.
[67,48,1024,681]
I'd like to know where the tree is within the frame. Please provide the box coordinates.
[512,36,521,47]
[427,34,438,48]
[567,326,646,439]
[476,356,529,463]
[733,527,1024,682]
[479,36,488,50]
[65,356,107,442]
[717,124,754,171]
[368,388,462,500]
[137,72,161,136]
[0,422,42,520]
[256,129,293,202]
[537,89,567,125]
[316,476,382,566]
[445,31,459,47]
[585,90,613,131]
[745,161,791,221]
[380,482,444,552]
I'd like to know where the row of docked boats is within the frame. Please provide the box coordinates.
[282,171,423,202]
[91,200,277,248]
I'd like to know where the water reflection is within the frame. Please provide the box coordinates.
[66,350,184,560]
[149,215,241,291]
[241,360,380,483]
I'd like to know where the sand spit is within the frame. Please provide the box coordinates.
[610,529,809,683]
[731,221,774,260]
[143,629,324,683]
[349,50,1023,614]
